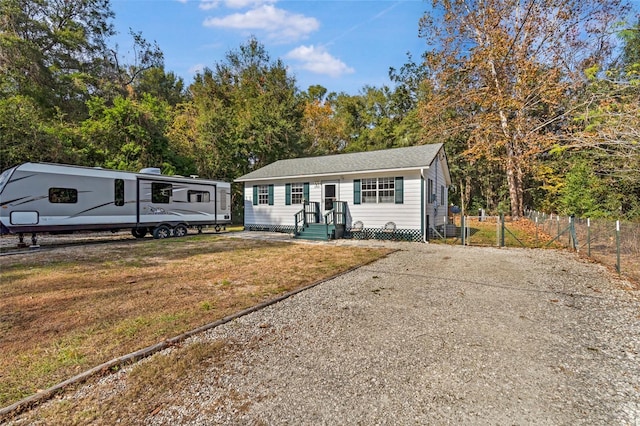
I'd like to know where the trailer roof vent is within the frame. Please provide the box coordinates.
[139,167,162,175]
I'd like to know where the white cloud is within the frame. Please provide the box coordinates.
[196,0,275,10]
[202,4,319,42]
[199,0,219,10]
[285,45,354,78]
[189,63,206,74]
[224,0,275,8]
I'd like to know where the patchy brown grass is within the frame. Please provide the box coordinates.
[435,217,563,248]
[14,337,257,425]
[0,235,389,408]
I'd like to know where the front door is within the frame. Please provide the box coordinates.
[323,183,337,211]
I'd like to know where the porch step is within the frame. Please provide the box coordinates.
[295,223,335,241]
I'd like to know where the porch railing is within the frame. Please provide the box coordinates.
[295,201,347,238]
[294,209,305,236]
[294,201,322,236]
[305,201,320,224]
[324,201,347,226]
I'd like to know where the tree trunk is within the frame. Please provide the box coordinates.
[505,143,522,220]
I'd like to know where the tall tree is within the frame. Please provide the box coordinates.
[172,37,304,181]
[300,90,348,155]
[418,0,629,218]
[132,66,186,106]
[169,38,304,221]
[0,0,115,118]
[81,94,184,173]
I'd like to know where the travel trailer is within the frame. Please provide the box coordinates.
[0,163,231,244]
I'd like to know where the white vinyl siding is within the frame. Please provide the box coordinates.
[244,181,322,226]
[241,147,449,233]
[425,154,449,227]
[244,173,425,229]
[344,172,422,229]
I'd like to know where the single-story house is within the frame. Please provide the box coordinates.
[235,143,452,242]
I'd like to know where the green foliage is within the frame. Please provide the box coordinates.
[619,18,640,77]
[133,67,186,106]
[558,162,603,218]
[0,95,86,170]
[0,0,116,119]
[173,37,304,181]
[0,0,638,223]
[81,94,188,172]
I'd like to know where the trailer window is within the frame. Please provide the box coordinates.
[115,179,125,206]
[152,183,172,203]
[49,187,78,203]
[188,190,210,203]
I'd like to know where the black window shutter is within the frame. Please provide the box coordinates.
[353,179,361,205]
[268,184,274,205]
[252,185,258,205]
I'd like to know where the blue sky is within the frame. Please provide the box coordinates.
[109,0,429,95]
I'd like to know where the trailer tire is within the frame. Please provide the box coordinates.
[215,224,221,232]
[131,228,147,239]
[152,225,171,239]
[173,224,188,238]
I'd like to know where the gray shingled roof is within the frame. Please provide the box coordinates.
[235,143,444,182]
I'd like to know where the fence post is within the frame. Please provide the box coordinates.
[500,213,505,247]
[444,215,447,239]
[616,220,621,274]
[461,215,466,246]
[535,216,539,247]
[587,218,591,257]
[568,215,576,251]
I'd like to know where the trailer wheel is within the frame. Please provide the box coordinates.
[173,224,188,238]
[131,228,147,238]
[215,224,221,232]
[152,225,171,239]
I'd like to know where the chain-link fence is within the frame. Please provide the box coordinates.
[434,215,538,248]
[527,210,640,285]
[430,211,639,285]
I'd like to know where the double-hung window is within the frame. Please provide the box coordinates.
[361,178,378,203]
[358,177,401,204]
[257,185,269,205]
[378,177,395,203]
[291,183,304,204]
[252,184,274,205]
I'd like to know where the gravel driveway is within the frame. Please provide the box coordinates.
[9,238,640,425]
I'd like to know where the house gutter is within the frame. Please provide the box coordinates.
[235,166,428,183]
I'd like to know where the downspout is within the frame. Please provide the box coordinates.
[421,168,428,243]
